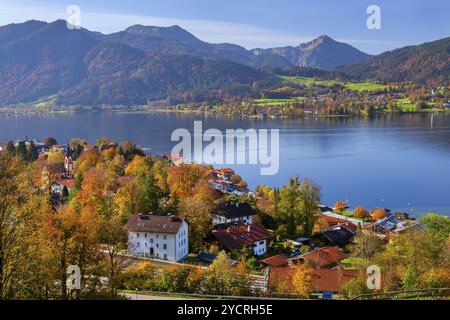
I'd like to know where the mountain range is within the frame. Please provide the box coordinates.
[0,19,448,106]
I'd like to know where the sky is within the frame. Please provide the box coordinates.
[0,0,448,54]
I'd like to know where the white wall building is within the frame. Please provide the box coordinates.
[125,214,189,262]
[212,201,256,226]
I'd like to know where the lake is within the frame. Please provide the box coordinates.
[1,111,449,216]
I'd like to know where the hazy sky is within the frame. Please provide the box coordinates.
[0,0,448,54]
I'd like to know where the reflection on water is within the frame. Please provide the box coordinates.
[0,112,449,216]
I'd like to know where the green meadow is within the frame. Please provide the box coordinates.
[279,75,387,91]
[253,97,305,106]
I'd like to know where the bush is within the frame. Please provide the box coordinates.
[120,262,158,291]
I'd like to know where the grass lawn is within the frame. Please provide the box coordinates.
[339,257,368,270]
[344,82,386,91]
[279,76,341,86]
[279,75,386,92]
[253,97,305,106]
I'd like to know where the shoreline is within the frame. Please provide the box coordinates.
[1,105,448,119]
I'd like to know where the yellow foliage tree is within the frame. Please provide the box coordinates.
[291,264,314,298]
[47,149,65,164]
[354,206,370,219]
[371,208,387,220]
[333,201,348,214]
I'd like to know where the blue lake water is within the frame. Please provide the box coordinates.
[0,111,449,216]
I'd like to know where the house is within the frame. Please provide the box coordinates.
[50,179,75,195]
[125,214,189,262]
[212,168,235,181]
[364,212,418,240]
[212,201,256,226]
[259,254,290,268]
[289,246,345,269]
[320,214,358,232]
[267,267,359,298]
[0,141,8,152]
[212,223,272,256]
[312,226,355,248]
[321,211,366,228]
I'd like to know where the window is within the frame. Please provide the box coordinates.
[156,243,159,248]
[136,233,140,238]
[163,235,167,240]
[150,239,153,244]
[259,241,264,245]
[163,254,167,260]
[145,243,147,248]
[163,244,167,250]
[145,233,147,237]
[136,242,140,247]
[156,234,159,239]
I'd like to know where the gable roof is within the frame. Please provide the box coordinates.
[292,246,345,268]
[268,267,359,293]
[260,254,290,267]
[125,214,185,234]
[214,201,256,219]
[313,226,355,247]
[213,223,272,251]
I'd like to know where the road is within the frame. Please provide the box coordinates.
[122,293,188,300]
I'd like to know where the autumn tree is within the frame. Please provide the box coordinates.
[167,164,211,198]
[0,155,50,299]
[99,214,128,296]
[354,206,370,219]
[313,216,330,233]
[333,201,348,214]
[47,149,65,164]
[44,137,58,147]
[203,251,234,295]
[371,208,387,220]
[350,229,384,260]
[178,181,218,251]
[291,264,313,298]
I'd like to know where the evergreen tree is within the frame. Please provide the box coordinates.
[16,141,27,162]
[27,141,38,162]
[5,141,15,156]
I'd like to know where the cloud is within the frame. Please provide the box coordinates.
[0,2,313,48]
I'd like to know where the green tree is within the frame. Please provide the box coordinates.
[5,141,15,156]
[16,141,27,162]
[278,177,320,237]
[27,141,38,162]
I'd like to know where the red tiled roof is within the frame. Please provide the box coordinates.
[55,179,75,189]
[293,246,345,268]
[118,175,134,185]
[321,214,358,231]
[213,223,272,251]
[213,168,235,174]
[268,267,359,293]
[260,254,289,267]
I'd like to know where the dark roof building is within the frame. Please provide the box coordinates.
[215,201,256,220]
[312,226,355,248]
[213,201,257,226]
[125,214,185,234]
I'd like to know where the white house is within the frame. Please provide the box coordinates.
[212,201,256,226]
[125,214,189,262]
